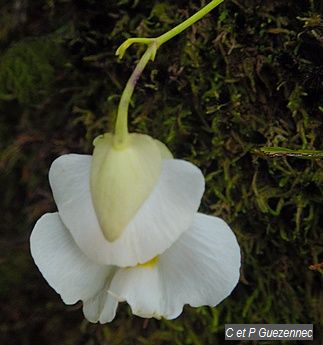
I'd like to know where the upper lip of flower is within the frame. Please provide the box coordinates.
[48,145,205,267]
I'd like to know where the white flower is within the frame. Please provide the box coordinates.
[30,132,240,322]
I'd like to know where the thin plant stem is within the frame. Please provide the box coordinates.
[114,0,224,148]
[156,0,224,48]
[114,43,157,148]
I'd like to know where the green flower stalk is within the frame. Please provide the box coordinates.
[114,0,224,149]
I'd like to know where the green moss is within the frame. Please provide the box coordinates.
[0,38,64,104]
[0,0,322,344]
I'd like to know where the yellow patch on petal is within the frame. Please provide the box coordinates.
[136,256,159,268]
[90,133,162,242]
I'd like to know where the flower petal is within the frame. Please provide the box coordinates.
[154,139,173,159]
[109,213,241,319]
[49,154,204,267]
[30,213,112,304]
[82,278,119,323]
[109,264,164,319]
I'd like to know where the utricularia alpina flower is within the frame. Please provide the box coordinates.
[30,132,241,323]
[30,0,241,323]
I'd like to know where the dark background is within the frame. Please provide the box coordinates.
[0,0,322,344]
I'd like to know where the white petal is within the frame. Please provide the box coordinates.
[110,266,164,319]
[82,277,119,323]
[30,213,112,305]
[49,154,204,267]
[109,213,241,319]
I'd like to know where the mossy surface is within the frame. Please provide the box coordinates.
[0,0,322,344]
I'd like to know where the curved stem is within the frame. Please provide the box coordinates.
[116,38,153,59]
[156,0,224,47]
[114,43,157,149]
[113,0,225,148]
[115,0,224,59]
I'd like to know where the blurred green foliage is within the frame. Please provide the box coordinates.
[0,0,322,344]
[0,38,64,103]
